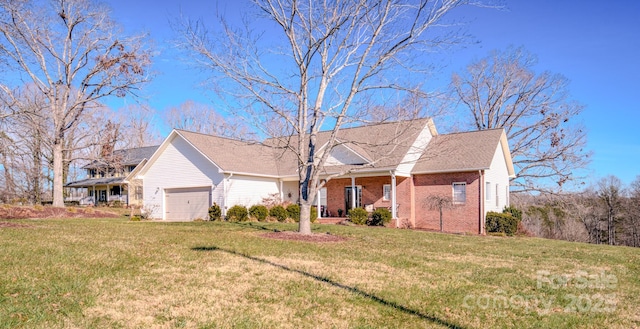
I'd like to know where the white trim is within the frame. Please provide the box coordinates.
[351,177,356,210]
[383,184,391,201]
[412,167,490,175]
[317,140,372,165]
[391,172,397,222]
[452,182,466,204]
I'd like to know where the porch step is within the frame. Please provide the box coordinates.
[317,217,346,225]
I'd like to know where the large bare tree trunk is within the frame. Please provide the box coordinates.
[299,203,312,235]
[52,140,64,207]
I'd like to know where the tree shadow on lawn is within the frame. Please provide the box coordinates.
[192,245,465,329]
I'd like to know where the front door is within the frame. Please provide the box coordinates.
[98,190,107,203]
[345,186,362,211]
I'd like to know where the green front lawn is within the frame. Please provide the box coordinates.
[1,218,638,328]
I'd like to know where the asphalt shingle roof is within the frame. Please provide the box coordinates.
[412,129,504,173]
[83,145,159,169]
[177,130,282,176]
[265,118,432,176]
[171,120,506,178]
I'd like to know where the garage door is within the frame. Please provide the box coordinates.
[165,187,211,221]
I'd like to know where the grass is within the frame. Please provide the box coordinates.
[0,218,638,328]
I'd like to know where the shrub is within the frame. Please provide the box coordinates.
[286,204,300,221]
[348,207,368,225]
[368,207,392,226]
[249,205,268,221]
[502,205,522,221]
[226,205,249,222]
[485,211,519,236]
[130,215,142,221]
[310,206,317,223]
[269,205,287,222]
[208,203,222,221]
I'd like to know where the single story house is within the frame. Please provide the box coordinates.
[136,118,515,234]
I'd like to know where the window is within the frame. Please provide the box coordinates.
[135,186,143,200]
[452,182,466,204]
[383,184,391,201]
[485,182,491,201]
[505,185,510,206]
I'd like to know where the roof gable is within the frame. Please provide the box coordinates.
[261,118,434,176]
[176,130,281,177]
[83,145,159,169]
[412,129,513,174]
[141,118,478,179]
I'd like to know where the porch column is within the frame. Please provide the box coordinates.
[317,188,321,218]
[351,176,356,210]
[279,180,284,201]
[391,172,397,225]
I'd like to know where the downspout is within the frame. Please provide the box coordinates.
[317,187,322,219]
[480,170,485,235]
[279,180,284,201]
[224,173,233,216]
[391,171,397,227]
[351,176,356,211]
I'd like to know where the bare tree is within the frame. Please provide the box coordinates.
[451,47,590,193]
[625,176,640,247]
[178,0,486,234]
[116,104,162,148]
[164,100,252,139]
[423,194,454,232]
[0,0,152,207]
[596,176,624,246]
[595,175,625,246]
[0,84,51,203]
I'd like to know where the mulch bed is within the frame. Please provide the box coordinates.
[261,231,348,243]
[0,206,119,220]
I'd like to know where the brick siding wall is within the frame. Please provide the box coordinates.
[413,172,482,234]
[324,176,412,219]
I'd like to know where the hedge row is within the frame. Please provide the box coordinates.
[485,211,519,236]
[208,203,316,223]
[347,207,392,226]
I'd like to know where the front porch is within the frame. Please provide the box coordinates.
[313,173,413,226]
[65,179,129,206]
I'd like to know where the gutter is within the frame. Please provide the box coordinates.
[219,170,282,179]
[412,167,490,175]
[480,170,485,235]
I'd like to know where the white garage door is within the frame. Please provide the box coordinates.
[165,187,211,221]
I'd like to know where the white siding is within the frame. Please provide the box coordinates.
[142,136,224,219]
[484,143,511,213]
[282,181,299,203]
[325,144,368,166]
[225,174,281,209]
[396,124,434,176]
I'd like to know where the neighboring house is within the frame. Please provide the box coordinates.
[65,146,159,206]
[136,118,515,234]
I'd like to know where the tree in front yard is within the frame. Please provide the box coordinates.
[423,194,454,232]
[0,0,152,206]
[177,0,490,234]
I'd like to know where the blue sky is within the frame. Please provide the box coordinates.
[105,0,640,186]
